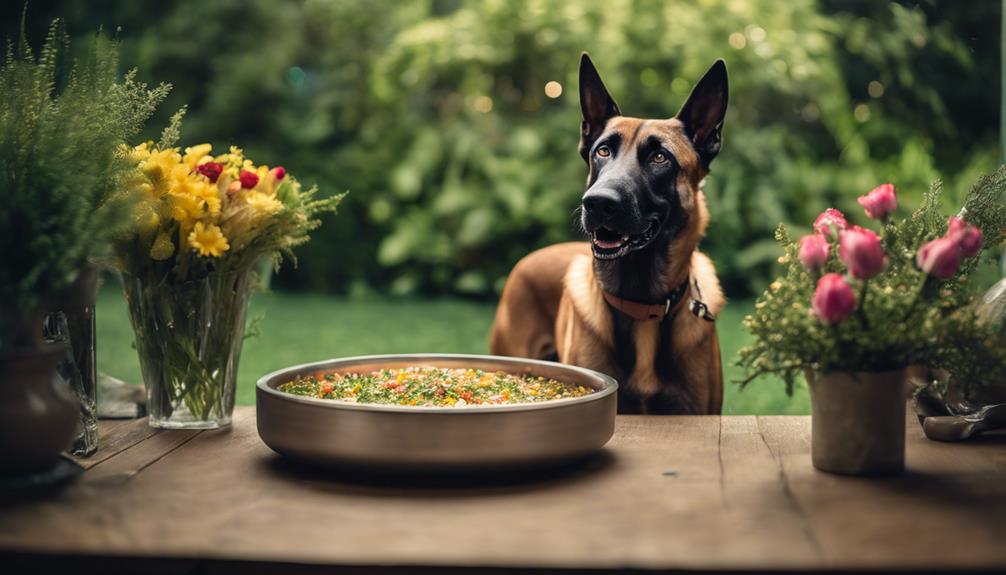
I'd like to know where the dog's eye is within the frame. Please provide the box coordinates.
[595,145,610,158]
[651,152,668,164]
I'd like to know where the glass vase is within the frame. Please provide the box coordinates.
[43,265,99,456]
[123,270,253,429]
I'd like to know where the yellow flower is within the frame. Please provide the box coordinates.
[183,144,213,169]
[170,192,204,223]
[141,148,182,182]
[245,191,282,216]
[149,230,175,260]
[168,165,221,218]
[127,142,152,163]
[190,179,222,218]
[187,222,230,257]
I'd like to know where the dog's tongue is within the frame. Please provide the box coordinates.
[594,238,625,250]
[593,231,629,250]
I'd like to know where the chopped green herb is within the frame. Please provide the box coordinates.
[277,366,594,407]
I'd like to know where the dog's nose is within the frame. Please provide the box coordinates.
[582,189,622,218]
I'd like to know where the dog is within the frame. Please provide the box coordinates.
[489,53,727,414]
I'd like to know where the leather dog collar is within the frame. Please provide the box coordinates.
[602,279,691,322]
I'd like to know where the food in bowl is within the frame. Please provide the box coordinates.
[276,366,595,407]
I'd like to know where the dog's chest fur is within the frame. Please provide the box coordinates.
[560,254,710,414]
[612,302,702,413]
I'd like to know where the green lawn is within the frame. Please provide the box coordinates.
[96,281,809,415]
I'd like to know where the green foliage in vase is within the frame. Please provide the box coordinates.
[737,167,1006,395]
[0,18,169,346]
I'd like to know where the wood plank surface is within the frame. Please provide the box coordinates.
[757,415,1006,571]
[1,407,1004,573]
[76,418,163,470]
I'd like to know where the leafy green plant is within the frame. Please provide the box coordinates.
[0,18,169,347]
[737,167,1006,395]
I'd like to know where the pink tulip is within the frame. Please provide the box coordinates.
[839,226,885,280]
[947,216,983,258]
[957,227,983,258]
[812,273,857,326]
[857,183,897,220]
[799,234,830,271]
[947,216,967,237]
[813,208,848,239]
[917,236,962,279]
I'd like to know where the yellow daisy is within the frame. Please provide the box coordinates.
[246,191,283,216]
[188,222,230,258]
[169,167,222,218]
[169,192,204,223]
[190,179,222,218]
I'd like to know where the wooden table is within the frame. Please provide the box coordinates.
[1,407,1005,574]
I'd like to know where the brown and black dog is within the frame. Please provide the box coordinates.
[490,53,728,414]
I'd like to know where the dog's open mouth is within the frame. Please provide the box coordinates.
[590,220,660,260]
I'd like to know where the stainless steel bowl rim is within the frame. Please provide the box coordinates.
[256,353,618,414]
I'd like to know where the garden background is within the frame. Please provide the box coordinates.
[6,0,1000,413]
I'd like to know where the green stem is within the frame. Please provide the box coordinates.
[857,279,870,331]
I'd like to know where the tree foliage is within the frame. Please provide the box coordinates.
[5,0,999,297]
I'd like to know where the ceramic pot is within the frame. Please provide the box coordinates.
[0,344,78,475]
[806,368,907,476]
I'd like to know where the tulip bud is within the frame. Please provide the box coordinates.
[812,273,857,326]
[857,183,897,220]
[947,216,967,237]
[799,234,829,272]
[947,216,983,258]
[957,227,983,258]
[917,236,962,279]
[813,208,848,239]
[839,226,885,280]
[239,169,260,189]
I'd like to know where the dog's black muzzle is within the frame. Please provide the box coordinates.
[581,186,661,260]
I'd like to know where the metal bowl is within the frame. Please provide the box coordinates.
[256,354,617,471]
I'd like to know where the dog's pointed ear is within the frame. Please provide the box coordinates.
[579,52,620,161]
[675,59,728,168]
